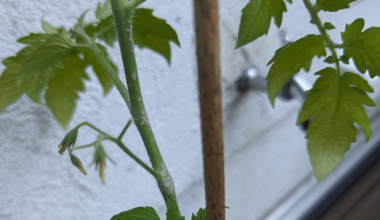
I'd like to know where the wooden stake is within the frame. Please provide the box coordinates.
[193,0,225,219]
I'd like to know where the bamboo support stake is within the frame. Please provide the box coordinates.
[193,0,225,219]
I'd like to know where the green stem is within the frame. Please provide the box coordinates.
[118,118,133,141]
[111,0,181,215]
[76,28,132,112]
[114,140,159,178]
[71,141,97,151]
[303,0,341,75]
[76,122,113,138]
[333,43,344,49]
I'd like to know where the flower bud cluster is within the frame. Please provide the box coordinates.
[58,128,78,155]
[57,127,87,175]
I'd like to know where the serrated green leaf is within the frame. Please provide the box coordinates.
[324,22,336,30]
[95,0,112,21]
[132,8,180,64]
[340,55,349,64]
[94,15,117,46]
[323,56,335,64]
[341,19,380,78]
[42,20,58,34]
[45,54,87,129]
[316,0,356,12]
[17,28,74,84]
[166,197,184,220]
[133,8,180,47]
[266,35,326,107]
[134,31,171,64]
[342,71,374,93]
[0,54,50,112]
[78,44,116,95]
[0,57,25,113]
[91,8,179,64]
[23,72,47,104]
[235,0,289,49]
[111,206,160,220]
[297,68,375,181]
[18,33,55,45]
[192,208,206,220]
[75,24,96,45]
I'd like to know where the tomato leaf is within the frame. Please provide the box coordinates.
[94,15,117,46]
[297,68,375,181]
[17,28,74,84]
[42,20,58,34]
[266,35,326,106]
[45,54,88,129]
[111,206,160,220]
[323,56,335,64]
[0,58,25,113]
[316,0,356,12]
[235,0,290,49]
[324,22,336,30]
[78,44,116,95]
[95,0,112,21]
[132,8,180,64]
[340,55,350,64]
[192,208,206,220]
[92,7,180,64]
[341,18,380,78]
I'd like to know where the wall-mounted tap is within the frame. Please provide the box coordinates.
[235,31,312,131]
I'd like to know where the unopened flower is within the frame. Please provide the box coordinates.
[70,154,87,175]
[98,159,105,184]
[58,128,79,155]
[91,138,115,184]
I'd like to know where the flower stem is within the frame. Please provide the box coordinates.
[71,141,97,151]
[74,121,157,176]
[117,118,133,141]
[110,0,181,216]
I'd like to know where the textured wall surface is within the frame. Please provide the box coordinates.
[0,0,379,219]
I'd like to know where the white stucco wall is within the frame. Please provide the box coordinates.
[1,0,379,219]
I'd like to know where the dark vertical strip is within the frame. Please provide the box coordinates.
[193,0,225,219]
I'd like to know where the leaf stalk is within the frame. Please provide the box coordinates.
[75,27,132,112]
[303,0,341,75]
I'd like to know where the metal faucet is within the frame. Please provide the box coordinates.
[235,31,312,130]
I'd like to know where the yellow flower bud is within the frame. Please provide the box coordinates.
[70,154,87,175]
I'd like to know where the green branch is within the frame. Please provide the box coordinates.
[114,140,159,178]
[110,0,181,216]
[74,121,157,177]
[76,121,113,138]
[303,0,341,75]
[75,27,132,112]
[118,118,133,141]
[71,140,97,151]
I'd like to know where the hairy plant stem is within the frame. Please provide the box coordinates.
[110,0,181,216]
[73,121,158,177]
[303,0,341,75]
